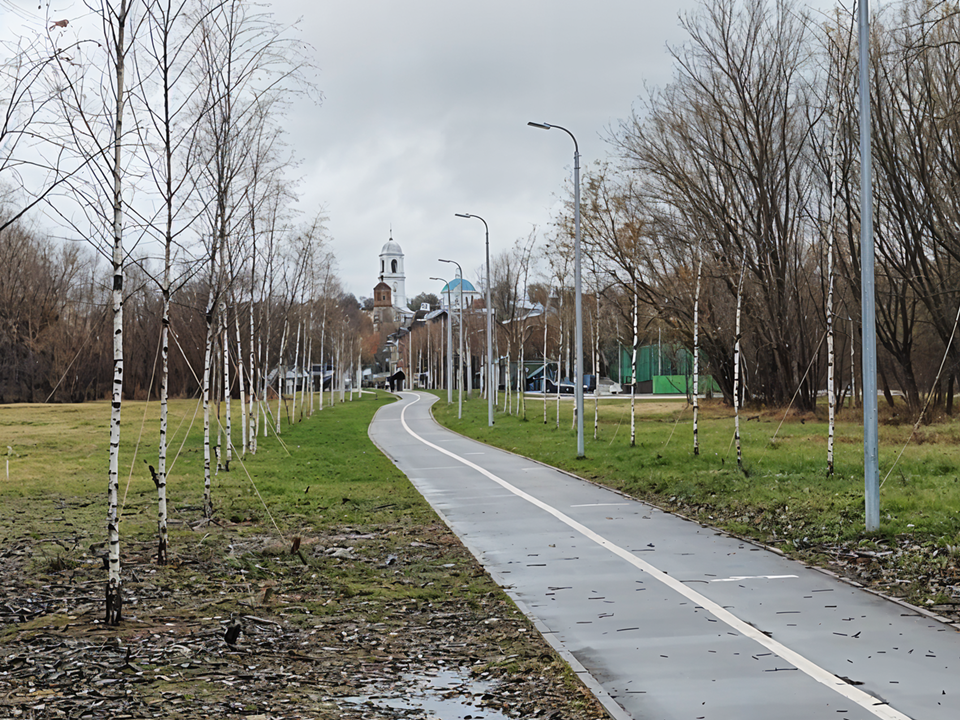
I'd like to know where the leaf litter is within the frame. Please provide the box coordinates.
[0,521,611,719]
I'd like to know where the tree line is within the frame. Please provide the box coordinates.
[0,0,379,623]
[549,0,960,421]
[405,0,960,429]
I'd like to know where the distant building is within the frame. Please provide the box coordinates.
[372,235,414,331]
[378,236,408,311]
[437,277,481,311]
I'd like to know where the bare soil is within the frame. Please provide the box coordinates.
[0,518,610,720]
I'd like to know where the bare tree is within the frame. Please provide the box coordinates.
[47,0,146,625]
[616,0,822,410]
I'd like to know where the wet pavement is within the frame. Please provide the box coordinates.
[339,669,509,719]
[369,392,959,720]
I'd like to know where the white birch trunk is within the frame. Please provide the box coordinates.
[466,333,473,398]
[213,329,221,472]
[467,335,473,399]
[503,348,510,414]
[259,283,270,439]
[276,320,288,433]
[319,313,326,410]
[631,282,638,447]
[734,259,746,472]
[519,339,525,419]
[850,315,856,409]
[826,94,843,476]
[258,329,267,441]
[234,305,246,455]
[340,333,347,402]
[594,290,600,441]
[557,292,563,428]
[307,335,314,414]
[693,257,702,456]
[104,0,135,627]
[247,296,260,454]
[222,303,231,471]
[543,307,549,424]
[202,291,217,518]
[157,247,170,566]
[291,320,301,423]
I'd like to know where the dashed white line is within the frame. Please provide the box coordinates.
[571,503,632,508]
[712,575,799,582]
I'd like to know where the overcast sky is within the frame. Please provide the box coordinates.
[2,0,847,303]
[281,0,713,302]
[271,0,843,303]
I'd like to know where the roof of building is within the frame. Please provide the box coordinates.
[440,277,478,294]
[380,237,403,256]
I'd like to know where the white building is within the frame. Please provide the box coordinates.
[438,277,481,311]
[379,236,406,311]
[373,235,414,330]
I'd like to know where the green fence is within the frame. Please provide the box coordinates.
[617,344,720,395]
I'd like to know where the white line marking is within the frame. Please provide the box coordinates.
[570,503,632,508]
[397,394,910,720]
[712,575,799,582]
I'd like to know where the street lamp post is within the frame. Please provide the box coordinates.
[528,121,584,457]
[859,0,879,531]
[430,276,454,405]
[455,213,494,427]
[439,259,463,420]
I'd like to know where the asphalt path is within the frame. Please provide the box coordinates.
[369,392,959,720]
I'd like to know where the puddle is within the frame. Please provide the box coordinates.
[338,668,511,719]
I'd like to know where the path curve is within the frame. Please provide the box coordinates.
[369,392,958,720]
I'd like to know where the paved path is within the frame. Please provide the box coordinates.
[369,392,959,720]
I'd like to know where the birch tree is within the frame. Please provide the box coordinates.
[137,0,212,561]
[48,0,144,625]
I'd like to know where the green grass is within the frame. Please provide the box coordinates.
[0,392,491,611]
[0,392,613,719]
[429,392,960,549]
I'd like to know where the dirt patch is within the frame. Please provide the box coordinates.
[0,523,610,719]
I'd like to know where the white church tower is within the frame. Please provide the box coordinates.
[379,235,406,310]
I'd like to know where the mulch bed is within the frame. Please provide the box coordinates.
[0,523,610,719]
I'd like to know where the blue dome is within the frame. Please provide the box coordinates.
[440,277,477,294]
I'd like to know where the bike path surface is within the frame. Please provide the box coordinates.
[368,392,959,720]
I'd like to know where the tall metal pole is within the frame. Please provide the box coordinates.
[431,276,453,404]
[455,213,495,426]
[528,122,584,457]
[439,260,464,419]
[859,0,879,531]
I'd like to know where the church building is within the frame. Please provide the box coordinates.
[372,235,414,331]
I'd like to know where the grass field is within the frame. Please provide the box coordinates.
[0,393,465,602]
[430,392,960,551]
[0,393,609,718]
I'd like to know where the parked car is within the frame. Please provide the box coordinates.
[545,377,576,394]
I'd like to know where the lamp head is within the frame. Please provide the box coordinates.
[455,213,472,219]
[527,121,551,130]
